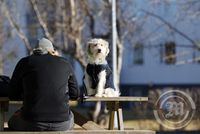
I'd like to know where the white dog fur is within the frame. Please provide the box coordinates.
[83,38,119,97]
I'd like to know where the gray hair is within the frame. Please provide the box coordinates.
[33,38,54,55]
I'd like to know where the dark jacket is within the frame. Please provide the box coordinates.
[9,54,80,122]
[85,64,115,91]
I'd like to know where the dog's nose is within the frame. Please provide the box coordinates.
[98,49,101,53]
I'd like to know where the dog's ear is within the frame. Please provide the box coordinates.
[106,46,110,56]
[105,41,110,56]
[87,43,92,56]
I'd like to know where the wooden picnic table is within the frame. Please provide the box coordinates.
[0,96,148,131]
[83,96,148,130]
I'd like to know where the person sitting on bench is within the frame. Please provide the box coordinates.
[8,38,80,131]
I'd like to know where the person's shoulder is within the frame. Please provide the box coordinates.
[13,56,30,69]
[17,56,30,64]
[56,56,66,61]
[55,56,71,64]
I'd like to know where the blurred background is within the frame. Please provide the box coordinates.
[0,0,200,133]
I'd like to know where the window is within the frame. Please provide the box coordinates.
[164,41,176,64]
[194,48,200,63]
[192,40,200,64]
[133,43,144,65]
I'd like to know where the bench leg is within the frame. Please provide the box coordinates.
[0,106,4,131]
[108,110,115,130]
[117,108,124,130]
[107,101,125,130]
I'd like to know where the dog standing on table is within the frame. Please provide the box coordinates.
[83,38,120,124]
[83,38,119,98]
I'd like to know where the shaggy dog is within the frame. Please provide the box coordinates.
[83,38,120,123]
[83,38,119,97]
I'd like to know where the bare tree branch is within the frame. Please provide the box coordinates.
[141,9,198,48]
[60,0,68,50]
[0,0,32,53]
[69,0,86,67]
[29,0,54,43]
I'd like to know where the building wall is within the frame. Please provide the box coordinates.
[121,47,200,85]
[121,1,200,85]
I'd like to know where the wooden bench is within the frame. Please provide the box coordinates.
[0,130,155,134]
[0,97,149,131]
[83,97,148,130]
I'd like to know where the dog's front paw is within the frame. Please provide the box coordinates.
[104,88,120,97]
[95,93,103,97]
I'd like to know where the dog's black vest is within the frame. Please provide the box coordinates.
[86,64,115,90]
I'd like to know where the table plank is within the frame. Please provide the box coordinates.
[2,97,149,103]
[84,96,148,102]
[0,97,9,102]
